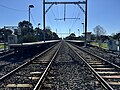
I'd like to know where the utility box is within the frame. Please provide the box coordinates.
[118,41,120,54]
[107,40,117,51]
[8,35,17,44]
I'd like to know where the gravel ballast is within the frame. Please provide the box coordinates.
[51,42,105,90]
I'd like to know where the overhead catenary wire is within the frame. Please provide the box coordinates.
[46,5,61,33]
[44,0,85,37]
[0,4,27,12]
[70,6,81,29]
[0,3,39,27]
[46,8,57,32]
[68,5,77,30]
[31,13,37,26]
[56,5,61,32]
[51,8,61,32]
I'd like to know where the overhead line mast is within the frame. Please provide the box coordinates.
[45,1,86,4]
[43,0,88,46]
[43,0,45,42]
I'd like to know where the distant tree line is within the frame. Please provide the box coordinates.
[0,23,120,43]
[64,25,120,43]
[65,33,84,40]
[0,20,59,43]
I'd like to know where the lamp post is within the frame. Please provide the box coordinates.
[78,29,80,37]
[43,0,45,42]
[29,5,34,24]
[81,23,84,34]
[3,26,6,52]
[38,23,40,28]
[119,38,120,56]
[69,29,71,35]
[85,0,88,47]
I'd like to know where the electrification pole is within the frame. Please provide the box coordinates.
[29,5,34,24]
[44,1,87,43]
[85,0,87,47]
[82,23,84,33]
[43,0,46,42]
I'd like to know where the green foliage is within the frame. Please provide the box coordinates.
[112,32,120,40]
[93,25,106,42]
[16,21,59,43]
[22,33,37,43]
[0,44,4,49]
[94,25,106,36]
[18,20,33,36]
[0,28,13,42]
[52,32,59,40]
[90,42,108,49]
[35,27,44,41]
[65,33,84,40]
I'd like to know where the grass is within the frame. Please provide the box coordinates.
[0,44,4,49]
[90,42,108,49]
[101,43,108,49]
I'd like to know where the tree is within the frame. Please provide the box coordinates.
[70,33,76,37]
[94,25,106,39]
[45,26,53,40]
[65,33,76,40]
[0,28,4,42]
[0,28,13,42]
[52,32,59,40]
[35,26,59,41]
[90,34,96,41]
[18,20,33,36]
[112,32,120,40]
[35,27,44,41]
[93,25,106,47]
[17,20,35,43]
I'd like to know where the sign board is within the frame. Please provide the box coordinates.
[8,35,17,44]
[118,41,120,52]
[0,35,2,38]
[107,40,117,51]
[17,27,21,35]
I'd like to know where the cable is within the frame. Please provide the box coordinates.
[70,6,81,29]
[56,5,62,32]
[51,8,61,32]
[31,13,37,26]
[67,5,77,30]
[0,4,27,12]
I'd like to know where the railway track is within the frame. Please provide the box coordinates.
[0,42,61,90]
[68,42,120,90]
[50,41,104,89]
[0,40,104,90]
[1,40,120,90]
[87,44,120,57]
[86,45,120,65]
[0,50,14,59]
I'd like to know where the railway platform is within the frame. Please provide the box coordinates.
[9,40,60,57]
[66,40,85,46]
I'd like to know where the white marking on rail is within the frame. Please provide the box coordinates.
[28,77,40,80]
[6,84,33,88]
[102,75,120,79]
[30,72,42,75]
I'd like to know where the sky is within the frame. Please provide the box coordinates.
[0,0,120,38]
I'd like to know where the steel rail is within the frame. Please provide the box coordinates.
[75,44,120,69]
[0,42,60,81]
[33,41,61,90]
[67,42,114,90]
[0,51,14,59]
[87,44,119,56]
